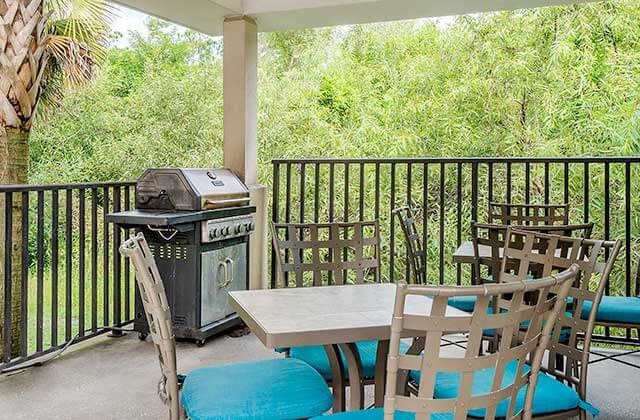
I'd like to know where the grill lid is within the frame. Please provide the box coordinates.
[136,168,250,211]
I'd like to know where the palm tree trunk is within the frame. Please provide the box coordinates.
[1,0,107,360]
[0,128,28,360]
[1,0,44,361]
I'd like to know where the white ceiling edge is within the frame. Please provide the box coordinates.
[250,0,589,33]
[111,0,235,35]
[113,0,591,36]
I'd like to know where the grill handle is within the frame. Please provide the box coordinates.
[204,197,251,208]
[146,225,178,241]
[217,257,234,288]
[226,257,234,284]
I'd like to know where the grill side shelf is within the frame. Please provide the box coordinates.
[106,207,256,229]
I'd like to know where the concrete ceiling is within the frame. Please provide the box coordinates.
[113,0,588,36]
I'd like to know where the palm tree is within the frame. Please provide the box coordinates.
[0,0,113,360]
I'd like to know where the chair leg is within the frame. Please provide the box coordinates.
[486,336,498,355]
[555,353,565,372]
[579,408,587,420]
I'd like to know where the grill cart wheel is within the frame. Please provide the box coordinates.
[138,333,148,341]
[196,339,206,347]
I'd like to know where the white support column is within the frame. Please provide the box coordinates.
[223,16,268,289]
[223,15,257,185]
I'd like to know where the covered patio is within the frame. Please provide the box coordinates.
[2,0,640,419]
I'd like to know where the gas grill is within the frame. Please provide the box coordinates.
[108,168,255,346]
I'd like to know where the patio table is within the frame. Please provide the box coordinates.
[452,240,498,264]
[228,282,468,412]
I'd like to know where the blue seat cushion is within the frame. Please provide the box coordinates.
[309,407,453,420]
[584,296,640,324]
[410,360,595,418]
[181,358,333,420]
[289,340,409,381]
[447,296,477,312]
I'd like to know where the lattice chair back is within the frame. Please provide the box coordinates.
[471,222,595,285]
[500,228,621,401]
[271,221,381,288]
[120,233,182,420]
[471,223,512,285]
[384,268,578,420]
[489,202,569,226]
[393,206,426,284]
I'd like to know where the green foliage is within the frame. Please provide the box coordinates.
[31,20,223,183]
[318,72,356,125]
[30,2,640,184]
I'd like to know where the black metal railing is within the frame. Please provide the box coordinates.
[271,157,640,344]
[0,181,135,370]
[2,157,638,369]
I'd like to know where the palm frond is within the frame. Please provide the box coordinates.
[45,0,116,64]
[46,35,94,85]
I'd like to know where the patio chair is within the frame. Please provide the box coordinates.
[486,228,622,419]
[270,221,405,390]
[471,222,595,285]
[466,222,594,315]
[400,229,618,419]
[489,202,570,226]
[585,255,640,369]
[392,206,426,284]
[309,263,579,419]
[271,221,381,288]
[393,205,477,313]
[120,233,333,420]
[393,205,591,312]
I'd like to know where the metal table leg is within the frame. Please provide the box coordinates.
[324,344,346,412]
[338,342,364,410]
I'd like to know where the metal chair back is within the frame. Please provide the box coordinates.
[489,202,569,226]
[471,222,511,285]
[471,222,594,285]
[384,267,578,420]
[500,228,621,402]
[120,233,182,420]
[271,221,381,288]
[392,206,426,284]
[521,222,594,238]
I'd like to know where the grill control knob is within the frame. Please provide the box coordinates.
[222,226,230,236]
[209,228,218,239]
[235,224,242,234]
[246,222,255,232]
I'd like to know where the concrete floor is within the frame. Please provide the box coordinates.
[0,331,639,420]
